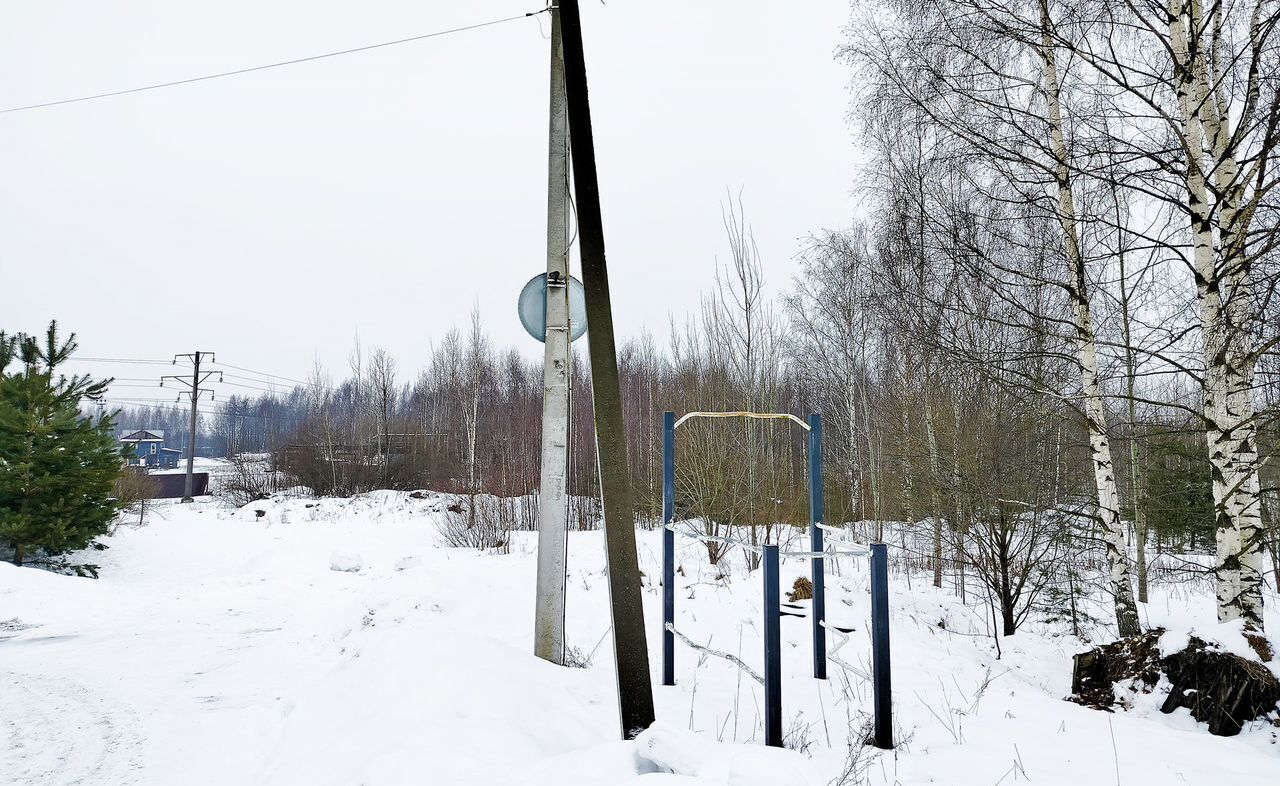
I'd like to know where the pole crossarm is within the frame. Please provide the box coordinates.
[160,371,221,389]
[172,389,215,401]
[673,411,811,431]
[173,352,215,365]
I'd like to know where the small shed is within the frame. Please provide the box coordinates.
[121,429,182,469]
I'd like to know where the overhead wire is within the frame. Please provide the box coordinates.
[221,372,295,386]
[218,380,294,395]
[2,9,549,114]
[75,359,328,394]
[66,357,172,365]
[209,362,312,387]
[97,398,309,424]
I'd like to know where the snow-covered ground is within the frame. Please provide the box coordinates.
[1,492,1277,785]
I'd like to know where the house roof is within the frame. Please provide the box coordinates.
[121,429,165,442]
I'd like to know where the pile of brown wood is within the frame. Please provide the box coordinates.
[787,576,814,602]
[1070,628,1280,736]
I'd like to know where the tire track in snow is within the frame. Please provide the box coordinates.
[1,671,143,785]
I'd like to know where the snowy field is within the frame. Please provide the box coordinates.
[2,492,1277,785]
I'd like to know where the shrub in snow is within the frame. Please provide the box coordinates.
[329,551,363,573]
[436,493,512,553]
[223,454,281,507]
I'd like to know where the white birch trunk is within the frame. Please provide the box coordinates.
[1168,0,1267,632]
[924,381,944,589]
[1208,0,1267,632]
[1040,8,1141,635]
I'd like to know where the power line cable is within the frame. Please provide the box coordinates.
[221,372,288,385]
[100,399,310,423]
[218,380,294,395]
[67,357,172,365]
[219,372,328,392]
[2,9,549,115]
[211,361,313,387]
[99,398,178,403]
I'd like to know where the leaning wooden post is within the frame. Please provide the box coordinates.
[557,0,656,739]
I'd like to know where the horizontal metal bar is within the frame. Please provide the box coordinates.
[664,523,869,559]
[665,623,764,685]
[673,411,811,431]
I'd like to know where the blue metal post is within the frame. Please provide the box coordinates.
[808,413,827,680]
[870,542,893,749]
[662,411,676,687]
[763,543,782,747]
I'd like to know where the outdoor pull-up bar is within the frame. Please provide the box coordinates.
[659,410,895,750]
[662,411,827,687]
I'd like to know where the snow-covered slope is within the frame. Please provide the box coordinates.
[1,493,1276,785]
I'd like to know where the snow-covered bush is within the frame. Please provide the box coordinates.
[436,493,512,553]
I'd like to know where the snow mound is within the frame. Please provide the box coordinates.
[394,554,423,571]
[329,550,363,572]
[1159,619,1275,667]
[520,727,816,785]
[634,726,812,785]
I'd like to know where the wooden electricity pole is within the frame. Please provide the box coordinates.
[162,351,218,502]
[534,6,572,666]
[557,0,656,738]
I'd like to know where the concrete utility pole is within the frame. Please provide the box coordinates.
[534,6,572,666]
[557,0,656,739]
[162,351,219,502]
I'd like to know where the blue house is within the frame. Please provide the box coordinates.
[121,429,183,469]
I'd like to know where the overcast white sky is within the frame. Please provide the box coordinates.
[1,1,862,395]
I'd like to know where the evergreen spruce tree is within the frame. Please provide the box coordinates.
[0,322,126,566]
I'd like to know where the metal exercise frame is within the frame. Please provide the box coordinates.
[659,411,894,749]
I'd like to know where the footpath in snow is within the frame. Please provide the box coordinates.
[1,491,1277,785]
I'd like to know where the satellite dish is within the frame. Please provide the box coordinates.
[519,273,588,343]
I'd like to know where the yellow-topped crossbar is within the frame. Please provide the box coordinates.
[672,411,811,431]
